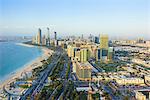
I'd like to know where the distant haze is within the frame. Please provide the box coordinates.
[0,0,150,40]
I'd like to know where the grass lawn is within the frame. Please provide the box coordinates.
[95,61,126,72]
[18,84,31,88]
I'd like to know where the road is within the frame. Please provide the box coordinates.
[54,54,70,100]
[100,82,121,100]
[20,50,62,100]
[89,61,104,72]
[55,54,69,99]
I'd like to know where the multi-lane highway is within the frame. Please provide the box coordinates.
[20,51,62,100]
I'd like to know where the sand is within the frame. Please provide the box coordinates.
[15,43,35,48]
[0,43,53,89]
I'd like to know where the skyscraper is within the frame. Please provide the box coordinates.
[74,48,81,61]
[67,45,74,58]
[54,31,58,46]
[96,34,110,61]
[108,47,114,61]
[94,36,99,44]
[100,34,108,49]
[80,48,88,62]
[96,48,101,61]
[46,27,50,46]
[81,34,84,40]
[37,28,42,45]
[42,35,46,45]
[54,31,57,40]
[89,34,94,42]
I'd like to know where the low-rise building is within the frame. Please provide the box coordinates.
[116,77,144,85]
[135,90,150,100]
[132,58,150,67]
[144,75,150,83]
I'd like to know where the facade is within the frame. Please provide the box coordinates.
[95,34,114,62]
[101,49,108,61]
[92,46,98,59]
[135,91,146,100]
[144,75,150,83]
[76,61,92,81]
[32,28,51,46]
[67,45,72,57]
[42,35,46,45]
[96,48,108,61]
[116,78,144,85]
[66,35,113,62]
[132,58,150,67]
[37,28,42,45]
[96,48,101,61]
[72,59,77,73]
[54,31,57,40]
[74,48,81,62]
[36,34,38,44]
[96,47,114,62]
[100,34,108,49]
[107,47,114,61]
[94,36,99,44]
[137,38,144,43]
[46,27,50,46]
[32,36,36,44]
[54,40,58,47]
[80,48,88,62]
[54,31,57,46]
[67,45,74,57]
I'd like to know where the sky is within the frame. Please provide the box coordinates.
[0,0,150,39]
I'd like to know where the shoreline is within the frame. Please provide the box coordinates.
[0,43,53,89]
[16,42,35,48]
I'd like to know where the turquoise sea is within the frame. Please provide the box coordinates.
[0,42,43,82]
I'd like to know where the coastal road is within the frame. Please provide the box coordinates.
[20,51,62,100]
[49,54,69,100]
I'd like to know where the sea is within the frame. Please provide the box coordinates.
[0,42,43,82]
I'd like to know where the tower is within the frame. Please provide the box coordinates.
[94,36,99,44]
[37,28,42,45]
[54,31,58,46]
[46,27,50,46]
[80,49,88,63]
[100,34,108,49]
[42,35,46,45]
[54,31,57,40]
[108,47,114,61]
[99,34,109,61]
[82,34,84,40]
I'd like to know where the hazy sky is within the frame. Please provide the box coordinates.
[0,0,150,39]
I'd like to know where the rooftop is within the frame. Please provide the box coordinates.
[77,61,93,69]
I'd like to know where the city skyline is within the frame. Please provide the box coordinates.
[0,0,150,39]
[1,1,150,99]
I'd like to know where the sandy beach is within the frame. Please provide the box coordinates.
[0,43,53,89]
[15,43,35,48]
